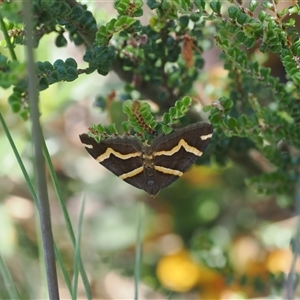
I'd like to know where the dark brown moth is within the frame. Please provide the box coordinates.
[79,122,213,197]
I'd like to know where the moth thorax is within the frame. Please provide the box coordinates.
[142,146,154,168]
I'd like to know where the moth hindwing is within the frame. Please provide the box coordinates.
[79,122,213,196]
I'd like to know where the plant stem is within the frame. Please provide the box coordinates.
[22,1,60,299]
[134,201,145,300]
[0,13,17,61]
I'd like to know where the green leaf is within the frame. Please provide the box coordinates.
[244,37,256,48]
[66,67,78,81]
[236,32,246,43]
[190,13,200,22]
[43,61,54,72]
[106,123,118,134]
[179,15,189,28]
[147,0,161,9]
[134,8,143,17]
[288,5,299,14]
[94,124,106,133]
[39,77,49,90]
[210,1,221,14]
[70,5,84,20]
[65,58,78,68]
[53,59,65,69]
[284,18,295,27]
[134,0,144,9]
[162,113,171,124]
[228,6,238,19]
[55,34,67,47]
[169,107,176,117]
[222,98,233,110]
[249,0,259,12]
[227,117,238,129]
[209,113,221,124]
[194,0,205,10]
[181,96,192,107]
[97,62,111,75]
[115,16,135,28]
[258,10,267,22]
[114,0,129,14]
[19,110,29,120]
[203,105,213,113]
[122,100,132,115]
[121,121,131,133]
[162,125,174,134]
[236,12,250,25]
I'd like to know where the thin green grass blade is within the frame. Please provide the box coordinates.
[42,140,92,300]
[0,113,36,200]
[0,113,71,298]
[0,254,20,299]
[72,197,85,300]
[54,242,72,296]
[134,201,145,300]
[0,112,48,296]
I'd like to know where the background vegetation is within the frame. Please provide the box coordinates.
[0,0,300,299]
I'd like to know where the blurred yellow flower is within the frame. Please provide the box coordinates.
[267,248,300,273]
[182,165,220,187]
[156,250,200,292]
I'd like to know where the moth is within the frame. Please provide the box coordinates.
[79,122,213,197]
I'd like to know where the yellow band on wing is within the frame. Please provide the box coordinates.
[119,166,144,179]
[154,166,183,176]
[96,147,141,162]
[155,139,202,157]
[200,133,213,140]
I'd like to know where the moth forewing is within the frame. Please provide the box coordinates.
[79,122,213,196]
[79,134,144,178]
[152,122,213,171]
[147,122,213,193]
